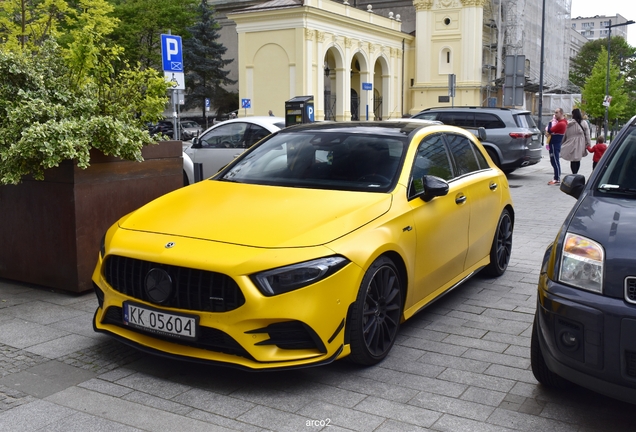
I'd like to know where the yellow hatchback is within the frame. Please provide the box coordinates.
[92,121,514,370]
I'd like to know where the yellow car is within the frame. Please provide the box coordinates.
[92,121,514,370]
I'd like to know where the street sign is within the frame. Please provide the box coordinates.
[164,72,185,90]
[603,95,612,107]
[504,55,525,106]
[448,74,456,97]
[161,34,183,72]
[241,99,251,109]
[205,98,210,112]
[362,82,372,91]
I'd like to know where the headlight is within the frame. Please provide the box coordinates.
[558,233,604,294]
[251,256,349,296]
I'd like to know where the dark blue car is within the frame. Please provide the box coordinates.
[532,115,636,403]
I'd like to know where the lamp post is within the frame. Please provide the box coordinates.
[604,19,635,139]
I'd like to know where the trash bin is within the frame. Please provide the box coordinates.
[285,96,314,127]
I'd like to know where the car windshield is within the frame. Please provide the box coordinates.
[218,131,407,192]
[181,121,199,128]
[597,127,636,195]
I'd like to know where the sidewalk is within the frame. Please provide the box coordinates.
[1,149,634,432]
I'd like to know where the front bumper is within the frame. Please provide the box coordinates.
[92,248,362,371]
[537,273,636,403]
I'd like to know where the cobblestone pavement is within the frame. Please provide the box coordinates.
[1,150,633,431]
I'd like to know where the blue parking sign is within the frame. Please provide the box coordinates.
[241,99,251,109]
[161,34,183,73]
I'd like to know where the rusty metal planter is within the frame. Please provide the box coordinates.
[0,141,183,293]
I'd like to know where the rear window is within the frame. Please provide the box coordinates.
[514,113,537,128]
[474,113,505,129]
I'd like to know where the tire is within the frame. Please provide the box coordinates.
[348,256,403,366]
[531,315,572,388]
[486,148,500,169]
[482,209,513,277]
[183,171,189,186]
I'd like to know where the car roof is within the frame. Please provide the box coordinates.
[419,106,530,114]
[280,120,445,137]
[202,116,286,134]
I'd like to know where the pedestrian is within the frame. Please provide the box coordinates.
[560,108,590,175]
[268,110,274,116]
[587,135,608,170]
[546,107,568,185]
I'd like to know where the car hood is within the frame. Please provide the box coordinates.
[119,180,393,248]
[568,194,636,296]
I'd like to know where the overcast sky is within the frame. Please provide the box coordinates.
[571,0,636,46]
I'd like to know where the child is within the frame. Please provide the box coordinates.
[587,136,608,170]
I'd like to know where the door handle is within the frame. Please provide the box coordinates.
[455,195,467,204]
[489,182,498,190]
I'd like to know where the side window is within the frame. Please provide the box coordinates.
[438,112,474,128]
[412,112,438,121]
[445,134,480,176]
[199,123,248,148]
[474,113,505,129]
[410,134,453,196]
[246,125,271,148]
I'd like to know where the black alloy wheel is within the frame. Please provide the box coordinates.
[483,209,513,277]
[348,256,403,365]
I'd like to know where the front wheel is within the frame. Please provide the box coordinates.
[482,209,513,277]
[348,257,403,366]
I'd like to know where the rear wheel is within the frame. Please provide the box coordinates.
[348,256,403,365]
[483,209,513,277]
[531,315,572,388]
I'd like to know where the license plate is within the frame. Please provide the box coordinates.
[532,135,538,141]
[123,302,198,341]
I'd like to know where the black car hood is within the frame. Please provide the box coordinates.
[567,193,636,297]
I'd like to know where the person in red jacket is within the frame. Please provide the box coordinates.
[546,108,568,185]
[587,136,608,170]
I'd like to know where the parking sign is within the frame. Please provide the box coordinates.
[161,35,183,72]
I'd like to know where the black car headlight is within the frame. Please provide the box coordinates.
[251,256,349,296]
[558,233,604,294]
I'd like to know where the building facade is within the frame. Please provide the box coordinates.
[571,14,630,42]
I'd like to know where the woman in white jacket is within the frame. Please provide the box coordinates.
[560,108,591,174]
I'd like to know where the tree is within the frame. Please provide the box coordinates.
[182,0,236,119]
[570,36,636,123]
[107,0,198,70]
[581,47,628,134]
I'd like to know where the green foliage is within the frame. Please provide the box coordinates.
[0,0,70,50]
[182,0,235,118]
[0,39,169,185]
[571,36,636,123]
[107,0,198,70]
[581,47,628,130]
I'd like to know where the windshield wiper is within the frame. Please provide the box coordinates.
[598,184,636,194]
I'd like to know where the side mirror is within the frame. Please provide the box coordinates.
[560,174,586,199]
[476,127,487,141]
[191,137,202,148]
[412,175,450,202]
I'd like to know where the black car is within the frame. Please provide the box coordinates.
[531,115,636,403]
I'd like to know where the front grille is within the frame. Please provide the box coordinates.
[625,277,636,303]
[103,306,253,360]
[627,351,636,377]
[103,255,245,312]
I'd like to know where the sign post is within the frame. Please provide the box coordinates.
[241,98,251,117]
[448,74,456,107]
[161,34,184,139]
[362,82,372,120]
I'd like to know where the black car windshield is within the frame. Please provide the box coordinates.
[218,131,407,192]
[597,127,636,195]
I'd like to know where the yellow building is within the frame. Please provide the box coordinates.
[226,0,569,120]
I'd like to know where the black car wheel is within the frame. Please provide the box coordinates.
[482,209,513,277]
[348,256,402,365]
[531,314,572,388]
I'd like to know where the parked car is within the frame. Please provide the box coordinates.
[531,115,636,403]
[92,120,514,370]
[180,120,203,137]
[150,120,195,141]
[182,116,285,184]
[412,106,542,174]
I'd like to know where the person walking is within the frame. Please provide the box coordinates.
[546,108,568,185]
[587,135,608,170]
[560,108,591,174]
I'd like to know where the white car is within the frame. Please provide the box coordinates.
[182,116,285,185]
[180,120,203,137]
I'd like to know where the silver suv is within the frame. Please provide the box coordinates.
[412,107,542,174]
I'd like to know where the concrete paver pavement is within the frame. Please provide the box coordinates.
[1,150,634,431]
